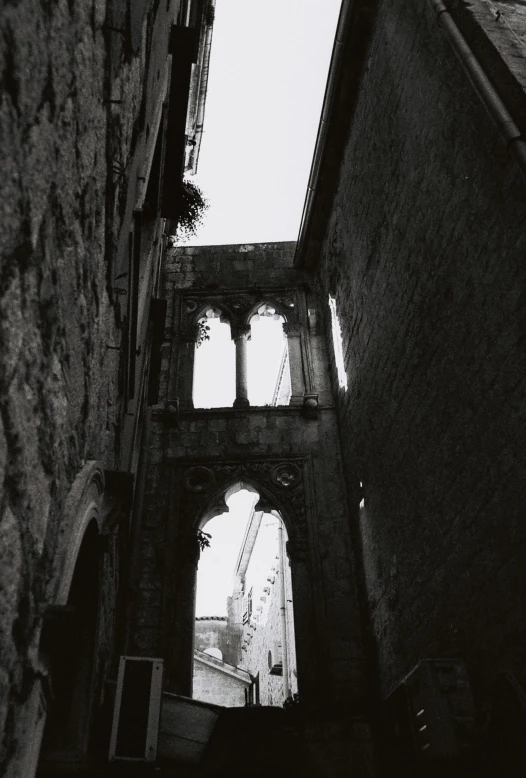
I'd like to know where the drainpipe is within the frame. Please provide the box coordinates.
[190,0,216,175]
[278,523,291,700]
[427,0,526,179]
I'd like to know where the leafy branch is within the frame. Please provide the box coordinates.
[197,529,212,552]
[196,320,210,348]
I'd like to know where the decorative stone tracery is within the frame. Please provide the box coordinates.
[180,458,308,545]
[182,291,298,336]
[177,289,306,409]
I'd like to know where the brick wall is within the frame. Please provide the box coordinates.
[318,0,526,704]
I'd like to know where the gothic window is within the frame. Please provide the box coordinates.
[192,307,236,408]
[247,303,291,406]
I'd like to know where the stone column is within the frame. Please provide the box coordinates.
[233,327,250,409]
[283,322,305,406]
[166,531,200,696]
[286,535,323,709]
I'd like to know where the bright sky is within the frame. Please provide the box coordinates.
[196,489,284,618]
[189,0,342,245]
[193,316,236,408]
[193,313,290,408]
[192,0,341,617]
[196,489,255,616]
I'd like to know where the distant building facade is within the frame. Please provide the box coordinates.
[193,649,251,707]
[230,500,297,707]
[193,498,298,708]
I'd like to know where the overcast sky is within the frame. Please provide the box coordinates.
[190,0,342,246]
[193,0,341,618]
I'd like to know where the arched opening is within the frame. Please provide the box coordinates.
[193,486,298,707]
[193,306,236,408]
[38,521,100,769]
[247,304,291,406]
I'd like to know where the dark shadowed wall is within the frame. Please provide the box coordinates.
[317,0,526,707]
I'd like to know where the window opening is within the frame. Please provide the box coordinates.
[193,307,235,408]
[328,295,348,390]
[193,487,297,707]
[247,304,291,406]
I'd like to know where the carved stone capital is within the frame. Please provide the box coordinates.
[177,458,309,541]
[231,323,251,341]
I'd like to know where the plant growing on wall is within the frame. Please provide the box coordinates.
[196,320,210,348]
[205,1,215,25]
[168,179,209,244]
[197,528,212,552]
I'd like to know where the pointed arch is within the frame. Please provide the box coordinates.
[192,305,236,408]
[245,303,291,407]
[243,298,289,329]
[192,301,232,329]
[53,461,105,606]
[195,476,297,543]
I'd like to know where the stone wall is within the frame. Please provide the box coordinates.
[134,405,363,703]
[0,1,183,773]
[0,2,117,772]
[194,617,241,667]
[133,242,370,732]
[317,0,526,708]
[193,655,250,707]
[162,241,300,291]
[241,541,298,707]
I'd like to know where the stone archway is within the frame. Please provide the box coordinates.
[162,458,321,707]
[32,463,106,776]
[39,520,101,764]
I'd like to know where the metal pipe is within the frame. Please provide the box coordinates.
[429,0,526,176]
[190,0,216,175]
